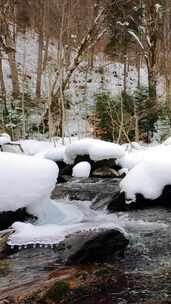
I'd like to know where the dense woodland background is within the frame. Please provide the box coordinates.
[0,0,171,143]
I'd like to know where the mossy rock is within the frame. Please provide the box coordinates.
[45,280,69,301]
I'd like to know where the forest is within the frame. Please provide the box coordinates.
[0,0,171,143]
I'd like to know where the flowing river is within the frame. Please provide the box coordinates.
[0,180,170,303]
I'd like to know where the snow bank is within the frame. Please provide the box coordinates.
[72,161,91,177]
[0,152,58,212]
[64,138,125,164]
[120,145,171,202]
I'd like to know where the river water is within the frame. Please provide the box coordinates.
[0,203,170,302]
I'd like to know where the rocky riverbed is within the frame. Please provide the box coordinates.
[0,178,170,303]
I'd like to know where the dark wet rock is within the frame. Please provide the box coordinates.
[55,177,171,212]
[55,161,72,183]
[92,159,121,172]
[52,177,122,210]
[44,280,70,302]
[56,156,121,180]
[62,229,129,265]
[107,191,128,212]
[92,166,119,178]
[0,229,16,257]
[130,185,171,209]
[0,208,36,231]
[74,154,93,166]
[109,185,171,211]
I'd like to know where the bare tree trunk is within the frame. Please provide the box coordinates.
[0,51,7,108]
[134,102,139,142]
[166,78,171,110]
[36,29,43,97]
[164,0,171,113]
[42,36,49,72]
[21,33,26,138]
[36,1,44,98]
[147,63,157,99]
[123,54,127,95]
[0,51,7,129]
[4,21,20,98]
[8,51,20,98]
[117,94,124,144]
[134,52,141,142]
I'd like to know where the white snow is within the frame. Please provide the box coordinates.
[0,152,58,212]
[0,133,11,145]
[19,138,125,165]
[72,161,91,178]
[120,145,171,202]
[117,149,147,170]
[35,146,65,162]
[19,139,66,162]
[19,139,56,155]
[162,137,171,145]
[64,138,125,164]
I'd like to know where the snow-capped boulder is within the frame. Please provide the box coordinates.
[120,145,171,204]
[0,152,58,213]
[64,138,125,165]
[72,161,91,178]
[34,146,65,162]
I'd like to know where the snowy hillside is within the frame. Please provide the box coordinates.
[1,31,166,138]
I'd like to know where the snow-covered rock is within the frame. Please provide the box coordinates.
[117,149,147,170]
[64,138,125,164]
[120,145,171,202]
[19,139,56,155]
[72,161,91,178]
[0,152,58,212]
[19,139,66,162]
[35,146,65,162]
[121,142,144,153]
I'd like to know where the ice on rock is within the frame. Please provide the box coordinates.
[64,138,125,164]
[72,161,91,177]
[0,152,58,212]
[8,201,125,247]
